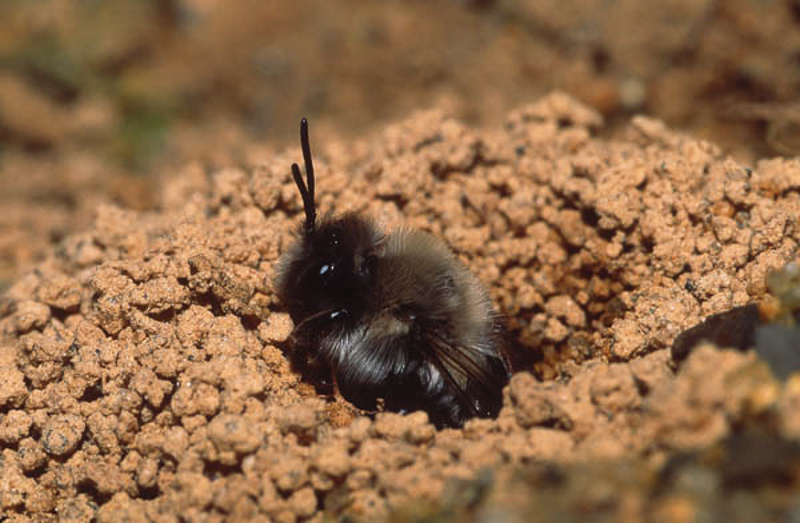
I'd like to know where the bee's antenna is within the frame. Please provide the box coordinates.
[291,117,317,235]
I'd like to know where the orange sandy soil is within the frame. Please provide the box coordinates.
[1,93,799,521]
[2,0,800,285]
[2,1,800,521]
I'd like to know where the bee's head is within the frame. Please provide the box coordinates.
[276,118,383,331]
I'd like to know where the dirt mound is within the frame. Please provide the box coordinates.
[1,93,798,520]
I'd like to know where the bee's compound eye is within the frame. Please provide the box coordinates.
[359,254,377,279]
[319,263,335,277]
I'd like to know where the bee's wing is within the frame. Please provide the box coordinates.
[424,327,509,418]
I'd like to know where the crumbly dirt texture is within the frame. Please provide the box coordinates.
[1,94,799,521]
[2,0,800,286]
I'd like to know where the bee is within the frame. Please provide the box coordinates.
[275,118,510,428]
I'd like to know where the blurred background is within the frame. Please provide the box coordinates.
[1,0,799,285]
